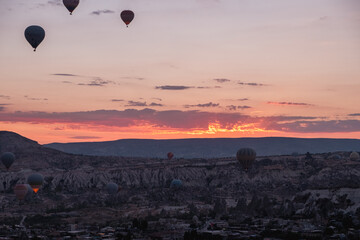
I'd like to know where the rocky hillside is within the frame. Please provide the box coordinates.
[0,131,359,224]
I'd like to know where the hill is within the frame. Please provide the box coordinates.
[45,137,360,158]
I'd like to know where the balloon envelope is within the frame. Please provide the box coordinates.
[121,10,135,26]
[170,179,182,188]
[25,184,34,198]
[24,26,45,51]
[167,152,174,160]
[350,151,360,161]
[1,152,15,170]
[63,0,79,15]
[236,148,256,171]
[106,182,119,195]
[14,184,28,201]
[27,173,44,193]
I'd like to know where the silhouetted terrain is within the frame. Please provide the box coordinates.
[1,131,360,239]
[45,136,360,158]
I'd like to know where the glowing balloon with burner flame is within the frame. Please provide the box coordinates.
[27,173,44,193]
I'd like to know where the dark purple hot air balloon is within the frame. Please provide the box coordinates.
[121,10,135,27]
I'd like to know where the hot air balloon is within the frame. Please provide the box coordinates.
[25,184,34,199]
[350,151,360,161]
[121,10,135,27]
[27,173,44,193]
[236,148,256,171]
[14,184,28,201]
[167,152,174,160]
[170,179,182,188]
[24,26,45,51]
[1,152,15,170]
[63,0,79,15]
[106,182,119,195]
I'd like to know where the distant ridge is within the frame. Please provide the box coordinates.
[44,137,360,158]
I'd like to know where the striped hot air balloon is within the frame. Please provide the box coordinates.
[236,148,256,171]
[167,152,174,160]
[14,184,28,201]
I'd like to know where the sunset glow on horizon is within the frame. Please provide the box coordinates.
[0,0,359,144]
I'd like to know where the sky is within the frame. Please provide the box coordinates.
[0,0,359,144]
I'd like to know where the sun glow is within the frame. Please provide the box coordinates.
[187,122,275,135]
[151,122,276,136]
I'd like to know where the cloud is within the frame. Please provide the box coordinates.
[348,113,360,117]
[0,109,315,130]
[111,99,124,102]
[52,73,80,77]
[54,74,114,87]
[214,78,231,83]
[1,109,357,134]
[24,95,48,101]
[78,77,114,87]
[37,0,61,7]
[0,95,10,100]
[268,120,360,133]
[152,98,162,101]
[47,0,61,6]
[0,103,11,111]
[122,77,145,81]
[126,101,147,107]
[62,81,73,84]
[149,102,163,107]
[227,105,252,111]
[91,9,115,15]
[155,85,193,90]
[69,136,102,140]
[237,98,249,101]
[184,102,220,108]
[125,101,164,107]
[238,81,265,87]
[319,16,329,21]
[267,101,313,106]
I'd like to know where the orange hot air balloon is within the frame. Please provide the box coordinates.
[14,184,28,200]
[167,152,174,160]
[121,10,135,27]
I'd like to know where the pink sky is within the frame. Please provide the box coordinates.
[0,0,359,143]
